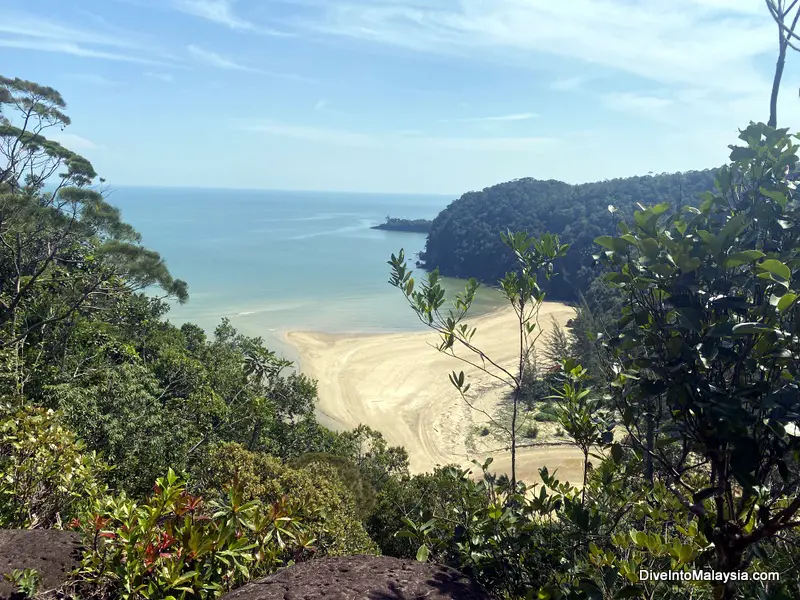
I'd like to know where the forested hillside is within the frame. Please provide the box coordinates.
[419,171,718,299]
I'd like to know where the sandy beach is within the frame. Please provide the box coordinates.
[284,301,587,485]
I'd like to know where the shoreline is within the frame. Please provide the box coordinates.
[282,302,586,485]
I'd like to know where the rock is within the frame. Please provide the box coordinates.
[222,555,491,600]
[0,530,82,600]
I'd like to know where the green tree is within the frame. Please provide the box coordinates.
[595,123,800,599]
[389,231,569,486]
[0,76,187,401]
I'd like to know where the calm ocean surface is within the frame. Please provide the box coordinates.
[111,187,504,361]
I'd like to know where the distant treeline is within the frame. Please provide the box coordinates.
[418,170,719,300]
[372,216,433,233]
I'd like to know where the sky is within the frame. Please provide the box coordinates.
[3,0,800,194]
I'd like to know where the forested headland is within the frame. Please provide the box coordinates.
[418,170,718,300]
[372,216,433,233]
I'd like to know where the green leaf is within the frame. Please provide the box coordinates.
[760,187,788,208]
[732,323,774,335]
[759,259,791,282]
[777,293,797,313]
[416,544,430,562]
[724,250,765,268]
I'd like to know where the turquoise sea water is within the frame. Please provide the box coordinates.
[111,187,503,361]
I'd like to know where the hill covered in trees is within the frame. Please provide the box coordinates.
[419,171,718,299]
[372,216,433,233]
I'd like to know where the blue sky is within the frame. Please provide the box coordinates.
[2,0,799,194]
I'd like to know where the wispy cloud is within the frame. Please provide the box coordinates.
[242,119,556,151]
[145,71,175,82]
[188,45,313,81]
[549,77,585,92]
[0,9,174,66]
[314,99,328,111]
[602,91,675,120]
[438,112,537,123]
[173,0,289,35]
[70,73,123,86]
[174,0,253,29]
[0,38,171,66]
[293,0,774,95]
[246,121,378,146]
[188,44,261,72]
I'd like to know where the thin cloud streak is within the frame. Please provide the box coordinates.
[0,38,174,66]
[438,112,538,123]
[242,119,557,151]
[188,44,263,72]
[173,0,291,35]
[174,0,253,29]
[187,45,314,81]
[0,9,177,65]
[292,0,774,95]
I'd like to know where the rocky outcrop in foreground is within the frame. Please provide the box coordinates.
[0,530,82,600]
[221,555,491,600]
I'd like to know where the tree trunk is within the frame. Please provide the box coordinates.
[770,37,788,127]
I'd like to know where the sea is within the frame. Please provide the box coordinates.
[110,187,505,363]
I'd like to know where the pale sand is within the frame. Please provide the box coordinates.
[284,302,586,485]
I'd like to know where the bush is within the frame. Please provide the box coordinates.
[287,452,376,519]
[2,569,40,599]
[366,466,477,559]
[73,469,315,599]
[195,443,378,557]
[0,404,110,528]
[533,410,557,423]
[523,426,539,439]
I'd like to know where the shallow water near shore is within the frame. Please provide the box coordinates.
[112,186,505,362]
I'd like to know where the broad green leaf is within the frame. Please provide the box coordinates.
[778,293,797,312]
[416,544,430,562]
[759,259,791,281]
[724,250,765,268]
[732,323,774,335]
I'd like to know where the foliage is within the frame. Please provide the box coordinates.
[396,460,569,598]
[193,443,378,557]
[324,424,410,491]
[365,465,471,558]
[0,76,187,404]
[548,360,613,495]
[0,404,110,528]
[389,231,569,485]
[419,170,718,301]
[2,569,41,599]
[287,453,376,518]
[593,122,800,598]
[73,469,315,600]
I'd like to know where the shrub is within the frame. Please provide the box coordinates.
[533,410,557,423]
[366,466,467,559]
[194,443,378,557]
[0,404,110,528]
[523,426,539,439]
[2,569,41,599]
[73,469,315,599]
[287,452,376,519]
